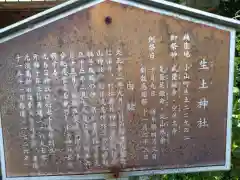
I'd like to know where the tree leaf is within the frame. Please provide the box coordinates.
[233,87,239,95]
[233,147,240,158]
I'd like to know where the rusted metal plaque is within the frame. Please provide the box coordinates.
[0,0,234,179]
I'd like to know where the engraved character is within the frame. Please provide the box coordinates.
[172,88,177,96]
[160,74,167,81]
[141,91,147,98]
[42,54,48,60]
[151,124,157,131]
[197,118,209,128]
[184,42,191,50]
[172,72,178,81]
[185,64,191,71]
[149,43,155,51]
[148,36,156,43]
[106,49,112,56]
[184,96,190,103]
[172,128,178,135]
[36,78,41,84]
[36,109,43,117]
[159,90,166,97]
[24,54,31,62]
[60,52,66,60]
[184,120,189,126]
[150,52,155,59]
[184,72,190,80]
[144,153,149,160]
[97,57,104,65]
[150,82,156,89]
[141,83,148,91]
[159,97,165,104]
[106,57,112,65]
[25,62,31,69]
[116,49,122,56]
[170,34,178,41]
[140,66,146,74]
[184,51,191,58]
[140,75,147,82]
[127,81,134,90]
[19,102,25,110]
[151,91,156,97]
[199,58,209,70]
[170,42,178,51]
[28,101,33,109]
[183,33,190,41]
[159,81,165,89]
[172,64,179,72]
[141,99,148,106]
[197,97,208,109]
[116,57,124,64]
[87,51,94,57]
[152,153,157,160]
[27,94,33,101]
[36,92,42,101]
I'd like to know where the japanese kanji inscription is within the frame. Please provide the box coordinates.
[0,0,233,178]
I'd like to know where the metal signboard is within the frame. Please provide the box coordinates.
[0,0,239,179]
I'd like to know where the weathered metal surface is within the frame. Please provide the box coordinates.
[0,0,232,178]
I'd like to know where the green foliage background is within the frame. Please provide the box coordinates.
[130,0,240,179]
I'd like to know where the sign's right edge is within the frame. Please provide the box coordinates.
[225,29,236,170]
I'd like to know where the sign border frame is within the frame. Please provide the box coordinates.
[0,0,235,179]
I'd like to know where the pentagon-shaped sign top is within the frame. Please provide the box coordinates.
[0,0,239,180]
